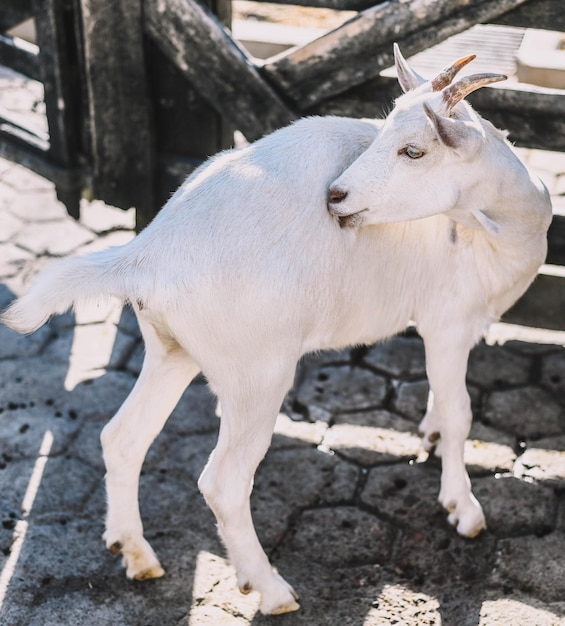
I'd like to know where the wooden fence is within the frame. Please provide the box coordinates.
[0,0,563,247]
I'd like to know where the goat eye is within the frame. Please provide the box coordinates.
[400,146,425,159]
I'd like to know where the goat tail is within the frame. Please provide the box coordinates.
[1,248,132,334]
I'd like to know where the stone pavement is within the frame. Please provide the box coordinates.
[0,152,564,626]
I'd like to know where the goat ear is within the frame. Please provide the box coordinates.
[423,103,481,157]
[394,43,426,93]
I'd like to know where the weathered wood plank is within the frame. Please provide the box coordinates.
[504,271,565,330]
[0,33,40,80]
[144,32,233,218]
[547,215,565,266]
[0,131,83,193]
[245,0,561,23]
[80,0,155,219]
[308,77,565,152]
[144,0,296,141]
[0,107,48,151]
[32,0,83,215]
[263,0,530,110]
[493,0,565,31]
[468,83,565,152]
[237,0,369,9]
[0,0,32,32]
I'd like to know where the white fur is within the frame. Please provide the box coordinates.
[1,52,552,615]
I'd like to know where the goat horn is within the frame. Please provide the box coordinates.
[431,55,476,91]
[443,73,507,109]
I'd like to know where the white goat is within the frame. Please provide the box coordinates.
[1,46,551,615]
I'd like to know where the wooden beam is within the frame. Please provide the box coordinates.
[238,0,562,20]
[308,77,565,151]
[0,34,40,81]
[0,107,49,151]
[493,0,565,31]
[0,132,83,193]
[263,0,530,110]
[79,0,155,218]
[468,83,565,152]
[547,216,565,267]
[235,0,369,9]
[0,0,33,32]
[144,0,296,141]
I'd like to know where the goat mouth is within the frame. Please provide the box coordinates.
[337,210,367,229]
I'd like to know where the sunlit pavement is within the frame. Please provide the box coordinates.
[0,153,564,625]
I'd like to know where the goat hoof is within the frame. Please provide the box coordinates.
[133,565,165,581]
[450,511,487,538]
[239,582,252,595]
[270,598,300,615]
[109,541,123,555]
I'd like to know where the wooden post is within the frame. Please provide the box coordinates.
[0,0,32,32]
[145,0,296,141]
[79,0,155,227]
[32,0,84,216]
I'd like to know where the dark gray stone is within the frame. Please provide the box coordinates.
[280,506,394,568]
[0,323,53,359]
[473,476,557,537]
[467,342,531,388]
[363,336,426,379]
[296,364,387,413]
[540,349,565,404]
[483,386,565,439]
[497,532,565,603]
[361,462,444,526]
[392,379,429,422]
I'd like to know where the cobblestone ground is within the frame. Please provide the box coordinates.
[0,153,564,626]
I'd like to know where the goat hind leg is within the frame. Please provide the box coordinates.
[198,363,299,615]
[101,320,199,579]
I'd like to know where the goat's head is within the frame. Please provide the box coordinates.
[328,45,507,233]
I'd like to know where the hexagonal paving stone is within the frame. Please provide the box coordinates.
[392,379,429,422]
[16,219,94,256]
[472,476,556,537]
[0,242,34,278]
[392,524,497,586]
[251,447,359,546]
[467,342,531,388]
[0,210,23,242]
[479,594,565,626]
[7,190,68,222]
[483,387,565,439]
[323,410,421,466]
[514,444,565,484]
[296,364,387,413]
[361,462,444,526]
[0,321,53,359]
[2,166,54,192]
[497,532,565,603]
[466,421,517,474]
[281,506,394,568]
[79,198,135,233]
[540,350,565,404]
[363,336,426,379]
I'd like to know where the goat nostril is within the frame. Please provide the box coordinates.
[329,187,348,203]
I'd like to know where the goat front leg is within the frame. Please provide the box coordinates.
[101,319,200,579]
[420,331,486,538]
[198,362,299,615]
